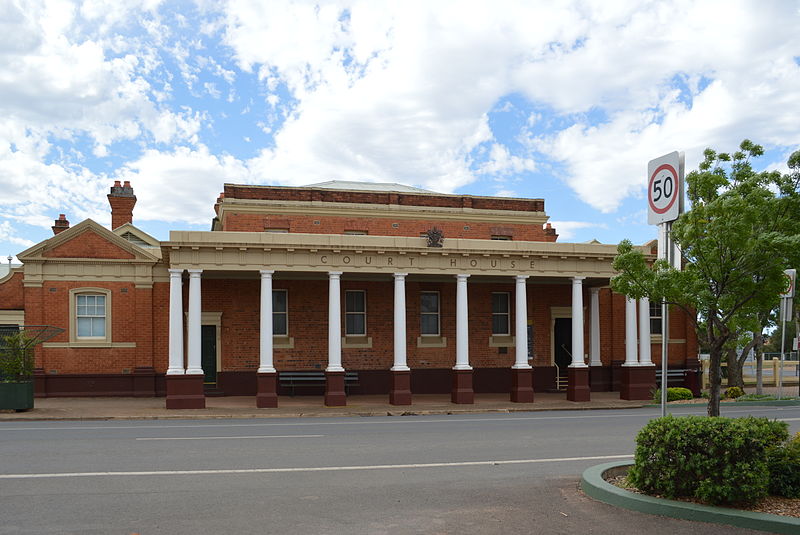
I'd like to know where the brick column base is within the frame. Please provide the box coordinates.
[165,374,205,409]
[567,367,590,402]
[684,358,701,397]
[390,370,412,405]
[325,371,346,407]
[620,365,656,400]
[256,372,278,408]
[451,369,474,404]
[510,368,534,403]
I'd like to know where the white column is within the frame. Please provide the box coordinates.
[570,277,587,367]
[392,273,409,371]
[185,269,203,375]
[624,297,638,366]
[513,275,530,369]
[638,297,653,365]
[167,268,185,375]
[258,270,275,373]
[327,271,344,372]
[589,287,602,366]
[454,274,471,370]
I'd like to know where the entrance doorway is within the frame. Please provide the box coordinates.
[201,324,217,385]
[554,318,572,371]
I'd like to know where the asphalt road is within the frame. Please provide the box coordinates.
[1,405,798,534]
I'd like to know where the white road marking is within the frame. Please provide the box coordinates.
[0,454,633,480]
[135,434,323,441]
[0,407,791,432]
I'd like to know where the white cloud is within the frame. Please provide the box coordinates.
[547,220,607,241]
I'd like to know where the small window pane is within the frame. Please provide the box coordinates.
[346,291,365,313]
[91,317,105,337]
[492,315,508,335]
[95,296,105,314]
[346,314,365,335]
[77,317,92,337]
[492,293,509,313]
[272,290,287,313]
[420,293,438,313]
[273,314,287,336]
[421,314,439,335]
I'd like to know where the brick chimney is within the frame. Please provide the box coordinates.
[52,214,70,235]
[108,180,136,229]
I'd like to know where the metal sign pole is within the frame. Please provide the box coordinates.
[660,221,671,417]
[779,298,786,399]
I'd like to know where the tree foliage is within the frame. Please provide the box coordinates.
[612,141,800,416]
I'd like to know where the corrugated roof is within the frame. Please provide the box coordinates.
[304,180,437,194]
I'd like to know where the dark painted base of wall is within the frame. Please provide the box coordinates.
[33,366,616,398]
[589,366,613,392]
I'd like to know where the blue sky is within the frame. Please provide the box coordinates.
[1,0,799,264]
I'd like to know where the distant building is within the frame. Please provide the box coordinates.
[0,180,699,408]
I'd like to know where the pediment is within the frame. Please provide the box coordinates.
[18,219,160,262]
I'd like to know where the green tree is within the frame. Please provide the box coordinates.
[612,141,800,416]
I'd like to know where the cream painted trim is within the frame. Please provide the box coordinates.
[43,342,136,348]
[21,258,159,287]
[201,312,222,375]
[217,198,548,227]
[0,310,24,325]
[342,336,372,349]
[112,223,162,249]
[489,335,515,348]
[166,231,637,278]
[273,335,294,349]
[417,336,447,348]
[69,288,112,344]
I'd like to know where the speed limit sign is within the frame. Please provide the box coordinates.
[647,151,683,225]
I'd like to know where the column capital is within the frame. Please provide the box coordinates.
[259,269,274,277]
[589,286,600,294]
[515,275,529,282]
[328,271,343,279]
[572,276,586,283]
[187,268,203,276]
[394,272,408,279]
[168,268,183,277]
[455,273,470,281]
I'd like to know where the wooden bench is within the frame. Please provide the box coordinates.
[278,371,360,396]
[655,369,689,386]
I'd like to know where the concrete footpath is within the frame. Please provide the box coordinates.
[0,391,644,420]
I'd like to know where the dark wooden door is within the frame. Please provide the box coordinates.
[554,318,572,371]
[201,325,217,384]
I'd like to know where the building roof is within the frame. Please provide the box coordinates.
[303,180,437,194]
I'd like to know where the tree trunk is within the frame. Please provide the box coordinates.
[755,332,764,395]
[726,347,741,388]
[707,346,722,417]
[734,338,756,391]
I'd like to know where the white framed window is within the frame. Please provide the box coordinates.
[272,289,288,336]
[650,301,663,335]
[345,290,366,336]
[69,288,112,343]
[420,291,440,336]
[76,294,106,338]
[492,292,511,335]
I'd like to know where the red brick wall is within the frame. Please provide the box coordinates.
[0,271,24,309]
[223,185,545,212]
[223,213,556,241]
[43,231,135,259]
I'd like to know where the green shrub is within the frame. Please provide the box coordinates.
[0,332,34,382]
[725,386,745,399]
[767,432,800,498]
[652,387,694,402]
[628,415,788,505]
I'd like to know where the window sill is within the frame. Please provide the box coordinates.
[417,336,447,348]
[342,336,372,349]
[273,336,294,349]
[489,335,515,347]
[44,342,136,349]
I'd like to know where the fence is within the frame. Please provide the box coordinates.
[701,357,799,388]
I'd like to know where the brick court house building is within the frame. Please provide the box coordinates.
[0,180,699,409]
